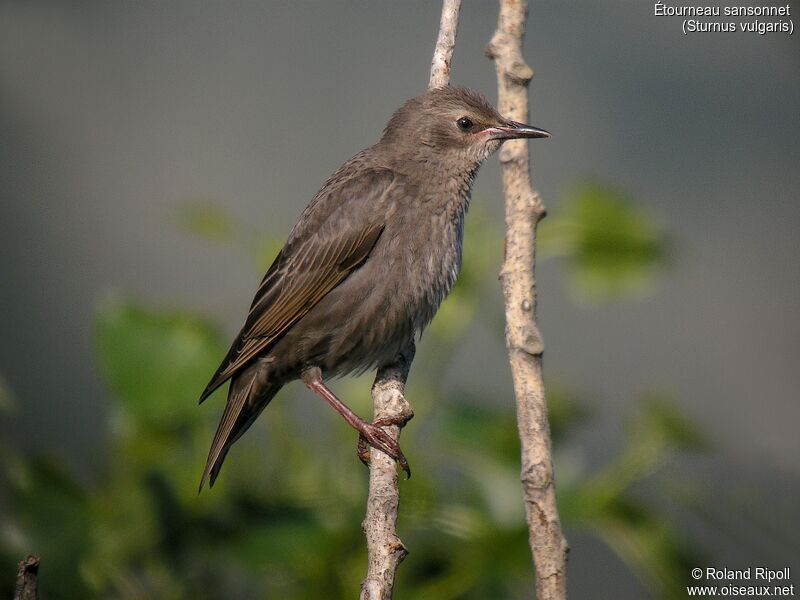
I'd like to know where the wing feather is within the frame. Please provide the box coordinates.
[198,168,393,402]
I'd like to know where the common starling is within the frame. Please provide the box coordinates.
[199,86,549,489]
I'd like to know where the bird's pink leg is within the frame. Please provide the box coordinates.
[301,367,411,477]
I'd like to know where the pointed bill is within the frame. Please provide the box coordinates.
[485,120,550,140]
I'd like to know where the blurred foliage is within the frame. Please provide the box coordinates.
[539,181,668,302]
[0,184,704,598]
[96,300,225,428]
[179,202,235,242]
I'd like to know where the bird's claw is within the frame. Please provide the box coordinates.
[357,417,411,478]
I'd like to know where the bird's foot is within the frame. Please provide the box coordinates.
[357,416,411,478]
[301,368,411,478]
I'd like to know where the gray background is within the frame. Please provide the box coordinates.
[1,1,798,597]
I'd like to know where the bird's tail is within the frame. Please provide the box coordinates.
[199,363,279,491]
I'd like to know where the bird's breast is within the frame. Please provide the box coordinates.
[282,185,471,377]
[385,189,468,334]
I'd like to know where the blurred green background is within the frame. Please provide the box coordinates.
[1,2,798,598]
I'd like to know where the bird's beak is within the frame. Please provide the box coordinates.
[485,120,551,140]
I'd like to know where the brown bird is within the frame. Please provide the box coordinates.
[199,86,549,490]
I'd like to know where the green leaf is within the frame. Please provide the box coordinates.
[95,299,226,427]
[539,182,668,301]
[179,201,235,242]
[636,394,709,451]
[445,403,520,465]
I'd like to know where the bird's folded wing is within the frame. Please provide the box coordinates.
[199,168,393,402]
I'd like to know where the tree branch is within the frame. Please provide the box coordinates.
[429,0,462,89]
[360,343,415,600]
[360,2,462,598]
[14,555,39,600]
[486,1,569,598]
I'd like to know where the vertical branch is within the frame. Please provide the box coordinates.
[486,1,569,599]
[360,344,415,600]
[429,0,462,89]
[360,2,461,599]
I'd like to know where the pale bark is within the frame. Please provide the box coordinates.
[486,0,569,598]
[429,0,462,89]
[359,344,415,600]
[359,1,462,598]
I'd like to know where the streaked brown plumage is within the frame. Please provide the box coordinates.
[199,87,549,490]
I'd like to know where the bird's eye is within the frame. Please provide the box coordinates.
[456,117,474,131]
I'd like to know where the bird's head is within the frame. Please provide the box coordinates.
[379,86,549,167]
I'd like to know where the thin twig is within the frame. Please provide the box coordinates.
[486,0,569,598]
[359,1,462,598]
[14,555,39,600]
[360,344,415,600]
[429,0,462,89]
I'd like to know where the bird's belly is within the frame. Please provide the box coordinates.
[268,209,464,379]
[269,268,411,377]
[273,237,460,378]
